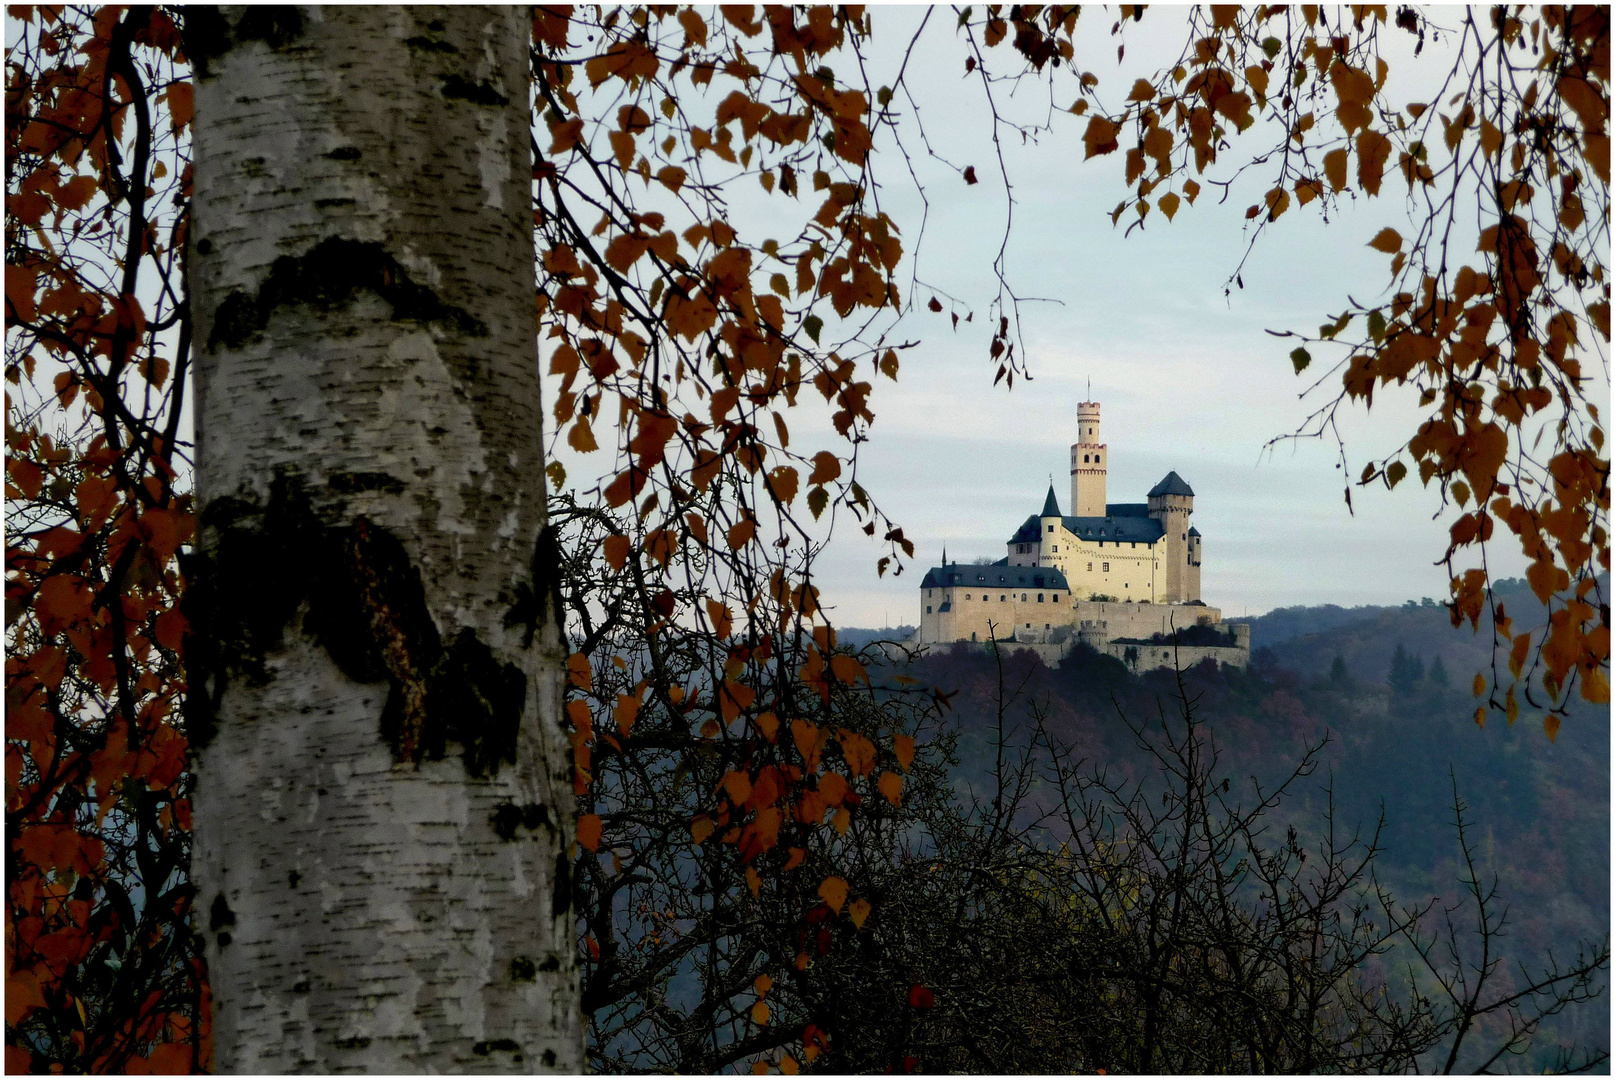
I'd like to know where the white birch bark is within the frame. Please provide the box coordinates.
[186,7,581,1072]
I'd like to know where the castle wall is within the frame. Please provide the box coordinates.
[920,590,1224,647]
[1073,599,1222,640]
[1103,639,1249,673]
[919,576,1078,645]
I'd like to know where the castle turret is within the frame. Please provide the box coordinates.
[1039,485,1062,568]
[1148,471,1195,602]
[1069,401,1107,518]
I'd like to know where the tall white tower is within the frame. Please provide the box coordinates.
[1069,401,1107,518]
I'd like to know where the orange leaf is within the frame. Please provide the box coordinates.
[818,875,848,913]
[829,654,866,684]
[603,534,630,570]
[164,82,193,132]
[614,693,640,736]
[837,730,876,777]
[877,771,903,806]
[577,813,603,852]
[691,816,716,845]
[567,652,592,690]
[894,734,915,771]
[721,770,753,807]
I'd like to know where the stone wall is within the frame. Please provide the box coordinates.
[1102,639,1249,673]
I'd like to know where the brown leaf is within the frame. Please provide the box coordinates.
[1367,227,1403,253]
[1083,115,1120,159]
[1324,147,1349,192]
[1356,129,1391,196]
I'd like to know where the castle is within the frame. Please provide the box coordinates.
[915,400,1250,673]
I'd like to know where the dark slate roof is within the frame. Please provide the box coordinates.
[921,564,1071,590]
[1188,526,1201,537]
[1041,485,1062,517]
[1010,512,1165,545]
[1148,471,1195,497]
[1107,503,1151,517]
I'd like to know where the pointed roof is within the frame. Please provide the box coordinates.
[1040,484,1062,517]
[1148,471,1195,498]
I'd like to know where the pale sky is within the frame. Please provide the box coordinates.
[545,6,1606,627]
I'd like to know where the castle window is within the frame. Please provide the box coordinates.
[1020,593,1027,601]
[1087,562,1093,571]
[1051,545,1058,552]
[1046,525,1054,533]
[1037,593,1044,603]
[1000,594,1006,601]
[1102,562,1110,572]
[926,606,932,613]
[1182,532,1187,540]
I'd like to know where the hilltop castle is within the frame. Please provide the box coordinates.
[916,400,1249,673]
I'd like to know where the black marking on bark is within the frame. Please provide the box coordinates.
[542,1049,557,1067]
[539,955,560,972]
[439,74,510,107]
[195,237,213,255]
[333,1036,373,1051]
[328,470,406,495]
[313,197,356,209]
[290,979,311,994]
[206,236,488,353]
[491,801,551,841]
[491,802,522,841]
[185,475,524,777]
[551,850,571,918]
[233,6,305,50]
[510,956,537,982]
[428,628,526,776]
[505,528,564,649]
[405,35,459,54]
[473,1039,520,1056]
[209,893,236,932]
[324,146,362,160]
[287,869,301,888]
[178,6,231,78]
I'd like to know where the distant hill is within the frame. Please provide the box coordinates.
[1247,576,1596,688]
[858,584,1609,1069]
[837,625,915,650]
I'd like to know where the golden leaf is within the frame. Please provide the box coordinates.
[1367,228,1402,253]
[818,875,849,913]
[848,897,872,929]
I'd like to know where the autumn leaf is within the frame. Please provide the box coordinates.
[1323,148,1349,192]
[877,771,903,806]
[577,813,603,852]
[1356,129,1391,196]
[848,897,871,929]
[1083,115,1120,158]
[818,875,848,913]
[1367,228,1402,254]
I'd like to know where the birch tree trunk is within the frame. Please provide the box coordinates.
[185,7,581,1071]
